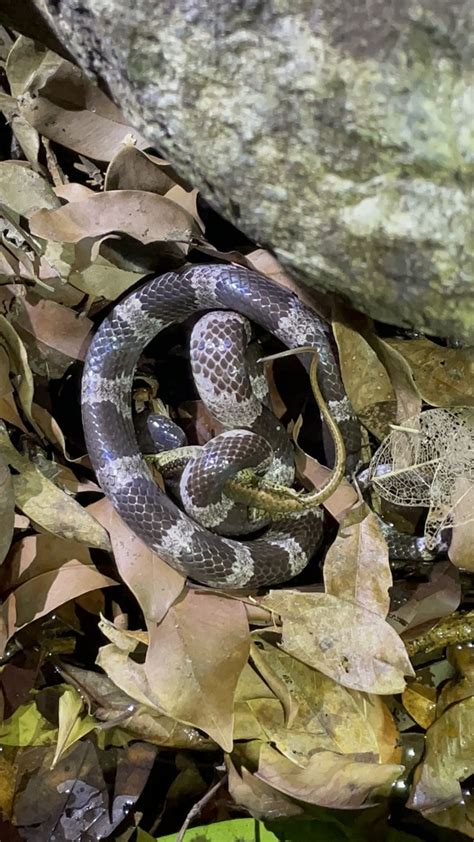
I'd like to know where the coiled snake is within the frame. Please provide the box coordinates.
[82,264,360,587]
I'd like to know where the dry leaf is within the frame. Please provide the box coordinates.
[105,146,176,195]
[11,296,92,372]
[29,190,200,250]
[256,744,402,808]
[96,643,164,711]
[261,591,414,694]
[333,316,396,440]
[0,161,60,215]
[0,534,116,654]
[51,685,96,769]
[250,638,399,763]
[389,561,461,636]
[0,315,38,432]
[323,506,392,618]
[226,755,302,820]
[388,338,474,407]
[16,47,148,161]
[0,458,14,565]
[92,501,185,624]
[145,590,250,751]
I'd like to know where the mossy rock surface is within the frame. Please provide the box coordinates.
[23,0,474,340]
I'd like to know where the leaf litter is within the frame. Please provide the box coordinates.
[0,30,472,842]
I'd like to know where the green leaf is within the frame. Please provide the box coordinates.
[0,699,57,747]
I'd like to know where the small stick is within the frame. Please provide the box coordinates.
[176,773,228,842]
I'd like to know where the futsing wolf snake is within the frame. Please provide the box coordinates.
[82,264,361,588]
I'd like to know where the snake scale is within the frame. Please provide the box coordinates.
[82,264,360,587]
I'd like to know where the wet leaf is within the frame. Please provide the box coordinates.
[29,190,200,251]
[51,685,96,769]
[145,591,250,751]
[256,744,402,808]
[401,683,437,729]
[261,591,414,694]
[388,338,474,407]
[408,696,474,813]
[323,506,392,618]
[0,534,116,654]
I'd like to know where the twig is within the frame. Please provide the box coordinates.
[175,773,228,842]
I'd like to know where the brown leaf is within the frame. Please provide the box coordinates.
[256,744,402,808]
[0,534,116,654]
[29,190,200,250]
[11,296,92,369]
[323,507,392,618]
[105,145,176,195]
[145,590,250,750]
[389,561,461,637]
[249,638,399,763]
[90,499,185,623]
[387,337,474,407]
[368,335,422,423]
[402,683,437,729]
[408,696,474,814]
[226,755,302,820]
[333,316,396,440]
[449,477,474,572]
[0,315,38,433]
[69,255,144,302]
[164,185,205,231]
[261,591,414,694]
[17,50,148,161]
[0,161,60,216]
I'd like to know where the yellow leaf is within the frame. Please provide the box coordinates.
[51,686,96,768]
[0,699,56,747]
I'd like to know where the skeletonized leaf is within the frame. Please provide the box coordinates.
[323,506,392,618]
[29,190,200,249]
[387,338,474,408]
[51,685,96,768]
[256,744,402,808]
[145,590,250,751]
[261,591,414,694]
[0,534,116,654]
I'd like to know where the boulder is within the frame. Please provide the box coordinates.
[9,0,474,340]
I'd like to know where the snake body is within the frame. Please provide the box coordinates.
[82,264,360,587]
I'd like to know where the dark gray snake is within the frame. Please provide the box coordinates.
[82,264,361,588]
